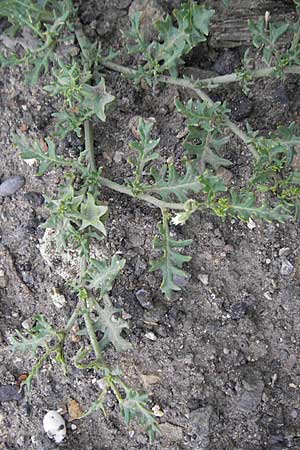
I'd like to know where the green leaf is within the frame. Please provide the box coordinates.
[15,134,70,175]
[128,118,160,192]
[12,314,56,354]
[150,214,192,298]
[228,191,290,222]
[79,193,108,236]
[176,99,232,171]
[120,385,160,443]
[82,78,115,122]
[147,161,202,202]
[86,255,126,297]
[94,296,131,352]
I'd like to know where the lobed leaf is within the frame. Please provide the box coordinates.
[150,215,192,298]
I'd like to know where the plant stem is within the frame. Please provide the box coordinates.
[83,304,108,369]
[101,61,259,160]
[98,175,186,210]
[83,120,186,210]
[84,120,96,172]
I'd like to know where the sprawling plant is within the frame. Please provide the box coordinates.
[1,0,300,442]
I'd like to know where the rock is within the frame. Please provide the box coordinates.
[24,191,44,206]
[160,422,183,442]
[0,175,25,196]
[0,384,23,402]
[217,167,233,185]
[43,411,66,444]
[145,331,157,341]
[228,301,248,320]
[136,289,153,309]
[68,398,83,420]
[237,370,264,412]
[129,0,166,41]
[213,50,240,75]
[198,274,209,285]
[279,247,290,257]
[173,274,189,287]
[0,269,8,288]
[280,259,294,276]
[141,374,160,388]
[190,406,213,447]
[230,95,253,121]
[21,317,35,330]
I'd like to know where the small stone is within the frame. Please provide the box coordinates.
[0,384,23,402]
[223,348,230,355]
[279,247,290,257]
[21,317,35,330]
[145,331,157,341]
[50,288,66,308]
[217,167,233,185]
[141,374,160,388]
[68,398,83,420]
[113,151,123,163]
[0,269,8,288]
[24,191,44,207]
[152,404,164,417]
[160,422,183,442]
[291,409,298,419]
[136,289,153,309]
[230,95,253,121]
[247,218,256,230]
[70,423,77,431]
[173,274,189,287]
[0,175,25,196]
[280,259,294,276]
[198,274,209,285]
[265,258,271,265]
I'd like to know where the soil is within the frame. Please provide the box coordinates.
[1,1,300,450]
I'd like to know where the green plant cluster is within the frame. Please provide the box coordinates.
[1,0,300,443]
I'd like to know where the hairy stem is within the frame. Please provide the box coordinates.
[98,175,186,210]
[101,61,259,159]
[84,120,96,172]
[83,304,108,369]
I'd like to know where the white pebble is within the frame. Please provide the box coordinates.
[43,410,66,444]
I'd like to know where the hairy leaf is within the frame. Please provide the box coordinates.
[94,296,131,352]
[147,161,202,202]
[80,193,108,236]
[129,118,160,192]
[150,215,192,298]
[176,99,232,171]
[82,78,115,122]
[120,385,160,443]
[228,191,290,222]
[86,255,126,297]
[15,134,71,175]
[12,314,56,354]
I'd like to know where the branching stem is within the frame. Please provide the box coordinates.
[101,61,259,159]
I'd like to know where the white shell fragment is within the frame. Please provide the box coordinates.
[43,411,66,444]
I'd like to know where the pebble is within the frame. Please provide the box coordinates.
[24,191,44,207]
[279,247,290,257]
[198,274,209,285]
[0,269,8,288]
[280,259,294,276]
[160,422,183,442]
[0,175,25,196]
[21,317,35,330]
[230,95,253,121]
[145,331,157,341]
[135,288,153,309]
[0,384,23,402]
[247,218,256,230]
[173,274,189,287]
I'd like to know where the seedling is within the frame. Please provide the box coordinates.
[1,0,300,442]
